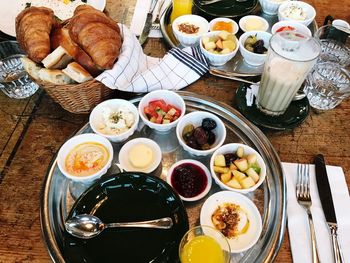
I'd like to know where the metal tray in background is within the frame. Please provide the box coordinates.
[160,5,318,77]
[40,91,286,263]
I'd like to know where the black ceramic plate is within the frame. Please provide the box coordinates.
[194,0,259,18]
[235,84,310,130]
[63,173,189,263]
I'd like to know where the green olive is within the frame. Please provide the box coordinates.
[182,124,194,140]
[245,44,254,52]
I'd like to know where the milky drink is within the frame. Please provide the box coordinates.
[256,31,320,116]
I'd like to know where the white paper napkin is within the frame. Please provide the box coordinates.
[283,162,350,263]
[96,24,209,92]
[130,0,171,38]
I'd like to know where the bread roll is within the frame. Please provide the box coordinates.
[21,56,42,80]
[38,68,74,85]
[62,62,92,83]
[42,46,73,69]
[16,7,57,63]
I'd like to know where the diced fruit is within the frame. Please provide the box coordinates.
[202,36,210,45]
[221,48,231,54]
[226,178,242,189]
[250,163,261,174]
[167,108,177,116]
[240,177,255,189]
[234,158,248,172]
[218,30,230,41]
[222,40,236,51]
[214,166,230,174]
[162,119,171,124]
[236,146,244,158]
[220,173,232,183]
[247,153,257,165]
[204,41,216,50]
[229,163,237,171]
[232,170,246,181]
[246,167,259,183]
[214,154,226,167]
[216,39,223,50]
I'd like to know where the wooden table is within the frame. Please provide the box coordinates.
[0,0,349,262]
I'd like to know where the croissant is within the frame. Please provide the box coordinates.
[67,6,122,69]
[51,27,102,77]
[16,7,57,63]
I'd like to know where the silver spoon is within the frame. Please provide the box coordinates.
[65,214,174,239]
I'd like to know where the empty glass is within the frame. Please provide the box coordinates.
[314,25,350,67]
[304,62,350,110]
[0,54,39,99]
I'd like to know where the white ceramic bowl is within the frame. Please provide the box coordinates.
[199,31,239,66]
[89,99,139,142]
[172,14,209,46]
[200,191,262,253]
[239,15,269,32]
[258,0,290,16]
[210,143,266,194]
[271,20,312,36]
[57,133,114,183]
[138,90,186,132]
[118,138,162,173]
[176,111,226,156]
[278,1,316,27]
[167,159,212,202]
[209,17,239,35]
[239,31,272,66]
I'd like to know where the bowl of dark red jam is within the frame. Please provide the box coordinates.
[167,159,212,202]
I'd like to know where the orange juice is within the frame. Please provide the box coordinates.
[180,235,225,263]
[170,0,193,23]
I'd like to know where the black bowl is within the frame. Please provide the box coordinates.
[63,172,189,263]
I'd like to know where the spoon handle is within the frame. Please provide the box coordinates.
[106,217,173,229]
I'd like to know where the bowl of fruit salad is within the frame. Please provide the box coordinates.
[238,31,272,66]
[210,143,266,193]
[176,111,226,156]
[200,30,239,66]
[139,90,186,132]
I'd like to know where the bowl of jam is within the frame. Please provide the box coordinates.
[167,159,212,202]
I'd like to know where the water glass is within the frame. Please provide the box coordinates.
[304,62,350,110]
[314,25,350,67]
[256,31,321,116]
[0,55,39,99]
[179,225,231,263]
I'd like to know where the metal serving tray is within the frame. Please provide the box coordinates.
[40,91,286,263]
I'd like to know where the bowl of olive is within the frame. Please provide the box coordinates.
[238,31,272,66]
[176,111,226,156]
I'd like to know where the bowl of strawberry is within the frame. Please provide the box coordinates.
[138,90,186,132]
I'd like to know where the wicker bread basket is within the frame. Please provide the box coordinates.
[37,79,115,114]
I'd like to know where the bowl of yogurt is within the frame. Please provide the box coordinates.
[89,99,139,142]
[278,1,316,26]
[172,15,209,46]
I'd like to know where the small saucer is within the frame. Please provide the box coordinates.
[235,84,310,130]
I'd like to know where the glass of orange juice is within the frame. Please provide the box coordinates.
[179,225,231,263]
[170,0,193,23]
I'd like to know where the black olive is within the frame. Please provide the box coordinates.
[186,135,200,149]
[253,40,267,54]
[202,118,217,131]
[193,127,208,146]
[206,130,216,145]
[224,153,238,166]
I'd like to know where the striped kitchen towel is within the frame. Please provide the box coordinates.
[96,24,209,93]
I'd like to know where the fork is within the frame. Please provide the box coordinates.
[296,164,320,263]
[151,0,165,31]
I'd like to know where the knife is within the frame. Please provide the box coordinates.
[139,0,159,45]
[314,154,344,263]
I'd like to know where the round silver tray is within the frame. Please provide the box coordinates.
[160,5,318,77]
[40,91,286,263]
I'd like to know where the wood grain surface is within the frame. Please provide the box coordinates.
[0,0,349,262]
